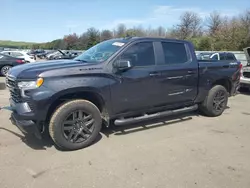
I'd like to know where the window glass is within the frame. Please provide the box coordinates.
[162,42,188,64]
[11,52,23,57]
[220,54,226,60]
[227,54,236,60]
[210,54,219,60]
[75,39,128,62]
[119,42,155,66]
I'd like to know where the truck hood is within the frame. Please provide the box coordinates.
[8,60,103,79]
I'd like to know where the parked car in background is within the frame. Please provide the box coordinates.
[209,52,237,61]
[240,47,250,90]
[196,52,213,60]
[0,53,25,76]
[4,37,241,150]
[1,51,35,63]
[46,51,61,60]
[197,52,237,61]
[46,50,81,60]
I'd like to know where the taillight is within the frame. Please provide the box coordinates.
[239,63,243,77]
[16,59,25,64]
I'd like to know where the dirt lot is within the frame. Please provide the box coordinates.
[0,84,250,188]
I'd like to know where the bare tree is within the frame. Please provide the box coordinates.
[175,11,203,39]
[240,10,250,39]
[157,26,166,37]
[100,30,113,41]
[115,24,127,38]
[206,11,223,36]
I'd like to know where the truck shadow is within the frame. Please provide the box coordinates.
[0,127,102,151]
[0,112,198,151]
[0,127,53,150]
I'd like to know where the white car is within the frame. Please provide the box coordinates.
[1,51,36,63]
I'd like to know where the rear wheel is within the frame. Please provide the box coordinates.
[199,85,228,117]
[49,100,102,150]
[1,65,12,76]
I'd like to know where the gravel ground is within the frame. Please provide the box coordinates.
[0,85,250,188]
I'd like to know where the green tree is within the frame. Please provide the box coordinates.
[86,27,100,49]
[198,37,212,50]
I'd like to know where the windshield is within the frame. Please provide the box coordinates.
[74,39,127,62]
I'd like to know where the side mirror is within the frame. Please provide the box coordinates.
[114,59,132,71]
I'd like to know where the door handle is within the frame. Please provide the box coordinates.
[187,70,195,74]
[149,72,161,76]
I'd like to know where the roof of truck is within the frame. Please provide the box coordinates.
[121,37,189,43]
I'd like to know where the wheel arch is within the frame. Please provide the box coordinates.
[46,88,109,123]
[212,78,232,93]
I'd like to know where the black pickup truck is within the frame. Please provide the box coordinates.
[4,37,241,150]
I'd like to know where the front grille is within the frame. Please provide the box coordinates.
[6,76,22,103]
[243,72,250,78]
[6,77,17,88]
[6,75,35,111]
[10,89,22,103]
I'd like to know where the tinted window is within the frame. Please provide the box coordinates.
[220,54,226,60]
[227,54,236,60]
[119,42,155,66]
[162,42,188,64]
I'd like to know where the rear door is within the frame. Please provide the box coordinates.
[154,41,198,106]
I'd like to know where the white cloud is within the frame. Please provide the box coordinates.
[70,6,242,31]
[150,5,240,20]
[99,6,214,29]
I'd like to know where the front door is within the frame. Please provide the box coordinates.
[110,41,161,115]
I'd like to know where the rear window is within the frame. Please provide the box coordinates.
[226,54,236,60]
[161,42,188,64]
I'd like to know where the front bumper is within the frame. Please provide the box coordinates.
[7,100,42,138]
[10,113,41,137]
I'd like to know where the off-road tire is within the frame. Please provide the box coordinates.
[49,100,102,150]
[199,85,228,117]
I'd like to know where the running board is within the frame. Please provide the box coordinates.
[114,105,198,126]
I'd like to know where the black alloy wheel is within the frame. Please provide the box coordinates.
[49,100,102,150]
[213,90,227,112]
[63,110,94,143]
[199,85,228,117]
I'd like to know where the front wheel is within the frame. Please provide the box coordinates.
[49,100,102,150]
[199,85,228,117]
[1,65,12,76]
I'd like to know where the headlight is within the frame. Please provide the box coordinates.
[18,78,44,89]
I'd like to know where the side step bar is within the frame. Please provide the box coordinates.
[114,104,198,126]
